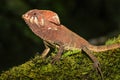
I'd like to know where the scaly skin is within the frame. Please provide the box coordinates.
[22,9,120,80]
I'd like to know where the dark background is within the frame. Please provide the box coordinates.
[0,0,120,72]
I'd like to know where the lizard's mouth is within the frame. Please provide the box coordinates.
[22,10,45,27]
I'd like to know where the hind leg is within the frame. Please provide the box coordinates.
[82,47,104,80]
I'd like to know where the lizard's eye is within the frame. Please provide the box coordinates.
[22,9,45,27]
[29,12,45,27]
[33,12,37,15]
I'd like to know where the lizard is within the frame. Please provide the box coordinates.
[22,9,120,80]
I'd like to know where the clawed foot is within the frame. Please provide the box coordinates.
[51,55,61,64]
[93,61,104,80]
[93,61,100,70]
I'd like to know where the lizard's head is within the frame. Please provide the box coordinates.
[22,9,60,28]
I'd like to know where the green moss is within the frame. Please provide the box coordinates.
[105,35,120,45]
[0,35,120,80]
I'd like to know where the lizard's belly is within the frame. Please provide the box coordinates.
[64,46,81,51]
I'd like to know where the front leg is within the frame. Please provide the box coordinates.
[51,45,64,64]
[41,41,50,58]
[82,47,104,80]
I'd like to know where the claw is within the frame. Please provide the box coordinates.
[93,61,100,69]
[93,61,104,80]
[51,44,63,64]
[51,55,61,64]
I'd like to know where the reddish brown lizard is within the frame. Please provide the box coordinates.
[22,9,120,80]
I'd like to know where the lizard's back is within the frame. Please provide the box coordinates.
[37,24,90,50]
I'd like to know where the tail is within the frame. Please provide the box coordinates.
[87,43,120,52]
